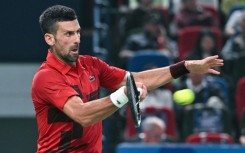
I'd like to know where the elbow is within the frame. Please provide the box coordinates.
[79,119,93,127]
[64,97,95,127]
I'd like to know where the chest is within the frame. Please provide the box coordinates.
[64,67,100,102]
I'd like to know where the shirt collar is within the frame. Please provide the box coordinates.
[46,50,72,75]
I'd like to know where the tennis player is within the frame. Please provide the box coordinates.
[31,5,224,153]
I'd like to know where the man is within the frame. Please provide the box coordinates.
[173,0,218,34]
[124,0,168,36]
[31,5,223,153]
[141,116,171,143]
[125,116,174,143]
[222,12,245,59]
[119,13,175,69]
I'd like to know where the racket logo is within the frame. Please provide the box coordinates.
[89,76,95,82]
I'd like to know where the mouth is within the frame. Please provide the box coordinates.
[71,48,78,52]
[70,44,79,52]
[70,45,79,52]
[70,48,79,58]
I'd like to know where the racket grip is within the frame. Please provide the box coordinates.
[137,88,143,97]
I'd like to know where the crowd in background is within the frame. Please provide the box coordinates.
[103,0,245,153]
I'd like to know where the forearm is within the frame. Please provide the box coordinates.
[132,61,189,90]
[64,96,118,127]
[133,66,173,90]
[80,97,119,125]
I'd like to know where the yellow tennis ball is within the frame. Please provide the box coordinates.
[173,89,195,105]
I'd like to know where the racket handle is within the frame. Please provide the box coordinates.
[137,88,143,97]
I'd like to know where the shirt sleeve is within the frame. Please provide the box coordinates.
[32,69,79,111]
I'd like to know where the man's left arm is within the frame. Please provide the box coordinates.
[127,55,223,91]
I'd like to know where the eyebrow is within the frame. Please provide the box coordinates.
[65,28,81,32]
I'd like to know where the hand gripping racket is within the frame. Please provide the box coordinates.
[126,72,141,128]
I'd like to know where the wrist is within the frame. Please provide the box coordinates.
[170,61,190,79]
[110,87,129,108]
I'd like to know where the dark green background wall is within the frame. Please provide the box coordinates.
[0,0,93,63]
[0,1,93,152]
[0,118,37,153]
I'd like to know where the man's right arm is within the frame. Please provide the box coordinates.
[63,95,119,127]
[63,83,147,127]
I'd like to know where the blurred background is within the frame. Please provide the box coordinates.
[1,0,245,153]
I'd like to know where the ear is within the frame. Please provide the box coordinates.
[44,33,55,46]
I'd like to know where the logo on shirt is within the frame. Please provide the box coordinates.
[89,76,95,82]
[116,100,121,105]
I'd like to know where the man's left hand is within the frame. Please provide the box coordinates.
[185,55,224,75]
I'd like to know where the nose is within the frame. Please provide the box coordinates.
[74,33,80,44]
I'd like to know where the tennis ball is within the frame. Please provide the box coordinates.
[173,89,195,105]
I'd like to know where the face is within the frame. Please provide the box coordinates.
[201,35,215,52]
[145,23,162,37]
[46,19,81,65]
[143,124,164,143]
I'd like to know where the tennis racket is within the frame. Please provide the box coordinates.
[126,72,141,128]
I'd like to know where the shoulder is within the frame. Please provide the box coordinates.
[32,64,64,89]
[35,62,63,78]
[78,55,101,61]
[77,55,106,67]
[77,55,116,73]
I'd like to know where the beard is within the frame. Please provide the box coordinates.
[61,51,79,63]
[53,44,80,64]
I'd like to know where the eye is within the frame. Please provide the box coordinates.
[77,30,81,35]
[65,32,73,37]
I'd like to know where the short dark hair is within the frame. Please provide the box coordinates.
[39,5,77,34]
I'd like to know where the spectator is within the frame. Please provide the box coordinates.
[119,13,177,69]
[240,134,245,145]
[140,65,174,110]
[187,28,221,60]
[126,116,174,143]
[173,72,227,139]
[112,0,170,67]
[174,73,226,106]
[224,9,245,37]
[124,0,169,36]
[222,12,245,60]
[140,86,173,111]
[170,0,182,15]
[172,0,218,34]
[170,0,220,15]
